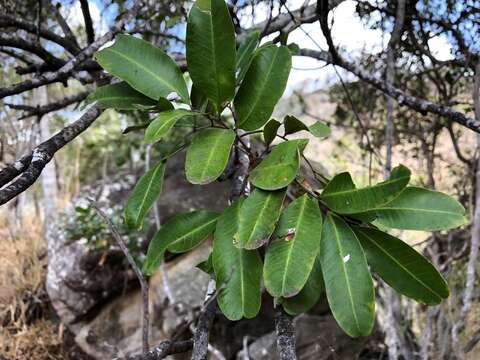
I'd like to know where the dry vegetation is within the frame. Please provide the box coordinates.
[0,211,89,360]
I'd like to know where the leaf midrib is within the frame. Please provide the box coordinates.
[240,48,279,125]
[281,196,307,295]
[322,174,409,199]
[132,163,163,226]
[357,229,443,301]
[104,48,176,97]
[330,215,361,333]
[242,193,276,247]
[198,131,225,180]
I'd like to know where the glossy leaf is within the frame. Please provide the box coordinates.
[185,128,236,184]
[360,187,467,231]
[250,139,308,190]
[353,227,449,304]
[144,109,194,144]
[234,45,292,130]
[264,194,322,298]
[309,121,331,138]
[320,213,375,337]
[213,199,263,320]
[282,256,324,315]
[143,211,219,274]
[95,34,189,102]
[236,30,260,83]
[263,119,281,146]
[234,189,285,249]
[186,0,236,109]
[125,161,166,230]
[284,115,308,135]
[321,165,411,214]
[87,82,157,110]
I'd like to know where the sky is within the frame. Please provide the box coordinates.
[61,0,454,94]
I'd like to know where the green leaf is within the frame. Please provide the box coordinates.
[185,128,236,184]
[321,165,411,214]
[234,189,285,249]
[125,161,166,230]
[95,34,189,102]
[264,194,322,298]
[250,139,308,191]
[190,84,209,112]
[320,213,375,337]
[284,115,308,135]
[360,187,467,231]
[309,121,331,138]
[213,199,263,320]
[263,119,281,146]
[144,109,194,144]
[353,227,449,304]
[87,82,158,110]
[236,30,260,84]
[282,256,324,315]
[196,253,214,275]
[234,45,292,130]
[186,0,236,110]
[143,211,219,275]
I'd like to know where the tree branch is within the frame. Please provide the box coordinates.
[113,339,193,360]
[275,308,297,360]
[0,105,103,205]
[298,48,480,133]
[0,1,144,100]
[5,91,89,119]
[79,0,95,44]
[89,200,150,354]
[192,281,217,360]
[0,14,80,55]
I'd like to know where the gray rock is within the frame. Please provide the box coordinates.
[74,242,211,359]
[46,152,229,323]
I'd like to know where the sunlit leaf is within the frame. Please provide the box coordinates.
[250,139,308,190]
[125,161,166,230]
[143,211,219,274]
[185,128,236,184]
[95,34,189,102]
[144,109,194,144]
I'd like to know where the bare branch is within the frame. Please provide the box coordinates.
[79,0,95,44]
[0,14,80,55]
[0,33,64,67]
[113,339,193,360]
[298,48,480,133]
[192,280,217,360]
[0,1,144,100]
[5,91,89,119]
[88,200,150,354]
[0,105,103,205]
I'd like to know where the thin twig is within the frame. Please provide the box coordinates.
[88,200,150,354]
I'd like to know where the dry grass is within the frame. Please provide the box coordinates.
[0,211,80,360]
